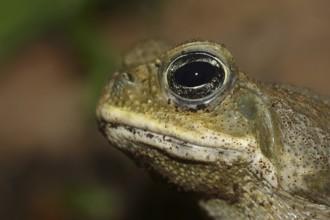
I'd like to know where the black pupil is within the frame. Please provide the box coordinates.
[174,62,216,87]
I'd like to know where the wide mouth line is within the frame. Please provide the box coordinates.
[103,122,231,162]
[98,106,255,153]
[106,122,212,149]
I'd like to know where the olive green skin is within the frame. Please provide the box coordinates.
[97,40,330,219]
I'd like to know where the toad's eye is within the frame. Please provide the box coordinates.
[173,61,221,87]
[158,42,237,108]
[162,51,233,106]
[166,53,225,100]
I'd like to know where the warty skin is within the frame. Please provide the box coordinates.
[97,40,330,219]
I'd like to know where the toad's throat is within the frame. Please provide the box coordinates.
[102,123,247,163]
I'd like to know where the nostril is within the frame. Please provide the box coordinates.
[122,72,135,83]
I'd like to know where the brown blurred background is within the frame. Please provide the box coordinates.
[0,0,329,219]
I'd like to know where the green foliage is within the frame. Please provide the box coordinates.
[66,184,123,219]
[0,0,93,60]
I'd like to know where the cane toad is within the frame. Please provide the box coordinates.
[97,40,330,219]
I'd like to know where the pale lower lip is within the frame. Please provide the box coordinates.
[103,123,229,162]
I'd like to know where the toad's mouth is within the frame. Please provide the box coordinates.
[98,105,280,187]
[97,106,256,163]
[100,121,250,163]
[101,122,227,162]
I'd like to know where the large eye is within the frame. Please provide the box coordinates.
[163,51,231,106]
[158,42,237,108]
[166,53,225,100]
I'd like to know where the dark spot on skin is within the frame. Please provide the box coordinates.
[232,183,239,192]
[188,108,198,113]
[196,104,207,111]
[227,192,240,204]
[108,123,118,129]
[185,104,210,113]
[173,104,179,112]
[146,133,154,139]
[141,78,148,83]
[126,127,137,135]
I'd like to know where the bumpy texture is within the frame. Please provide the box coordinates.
[97,40,330,219]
